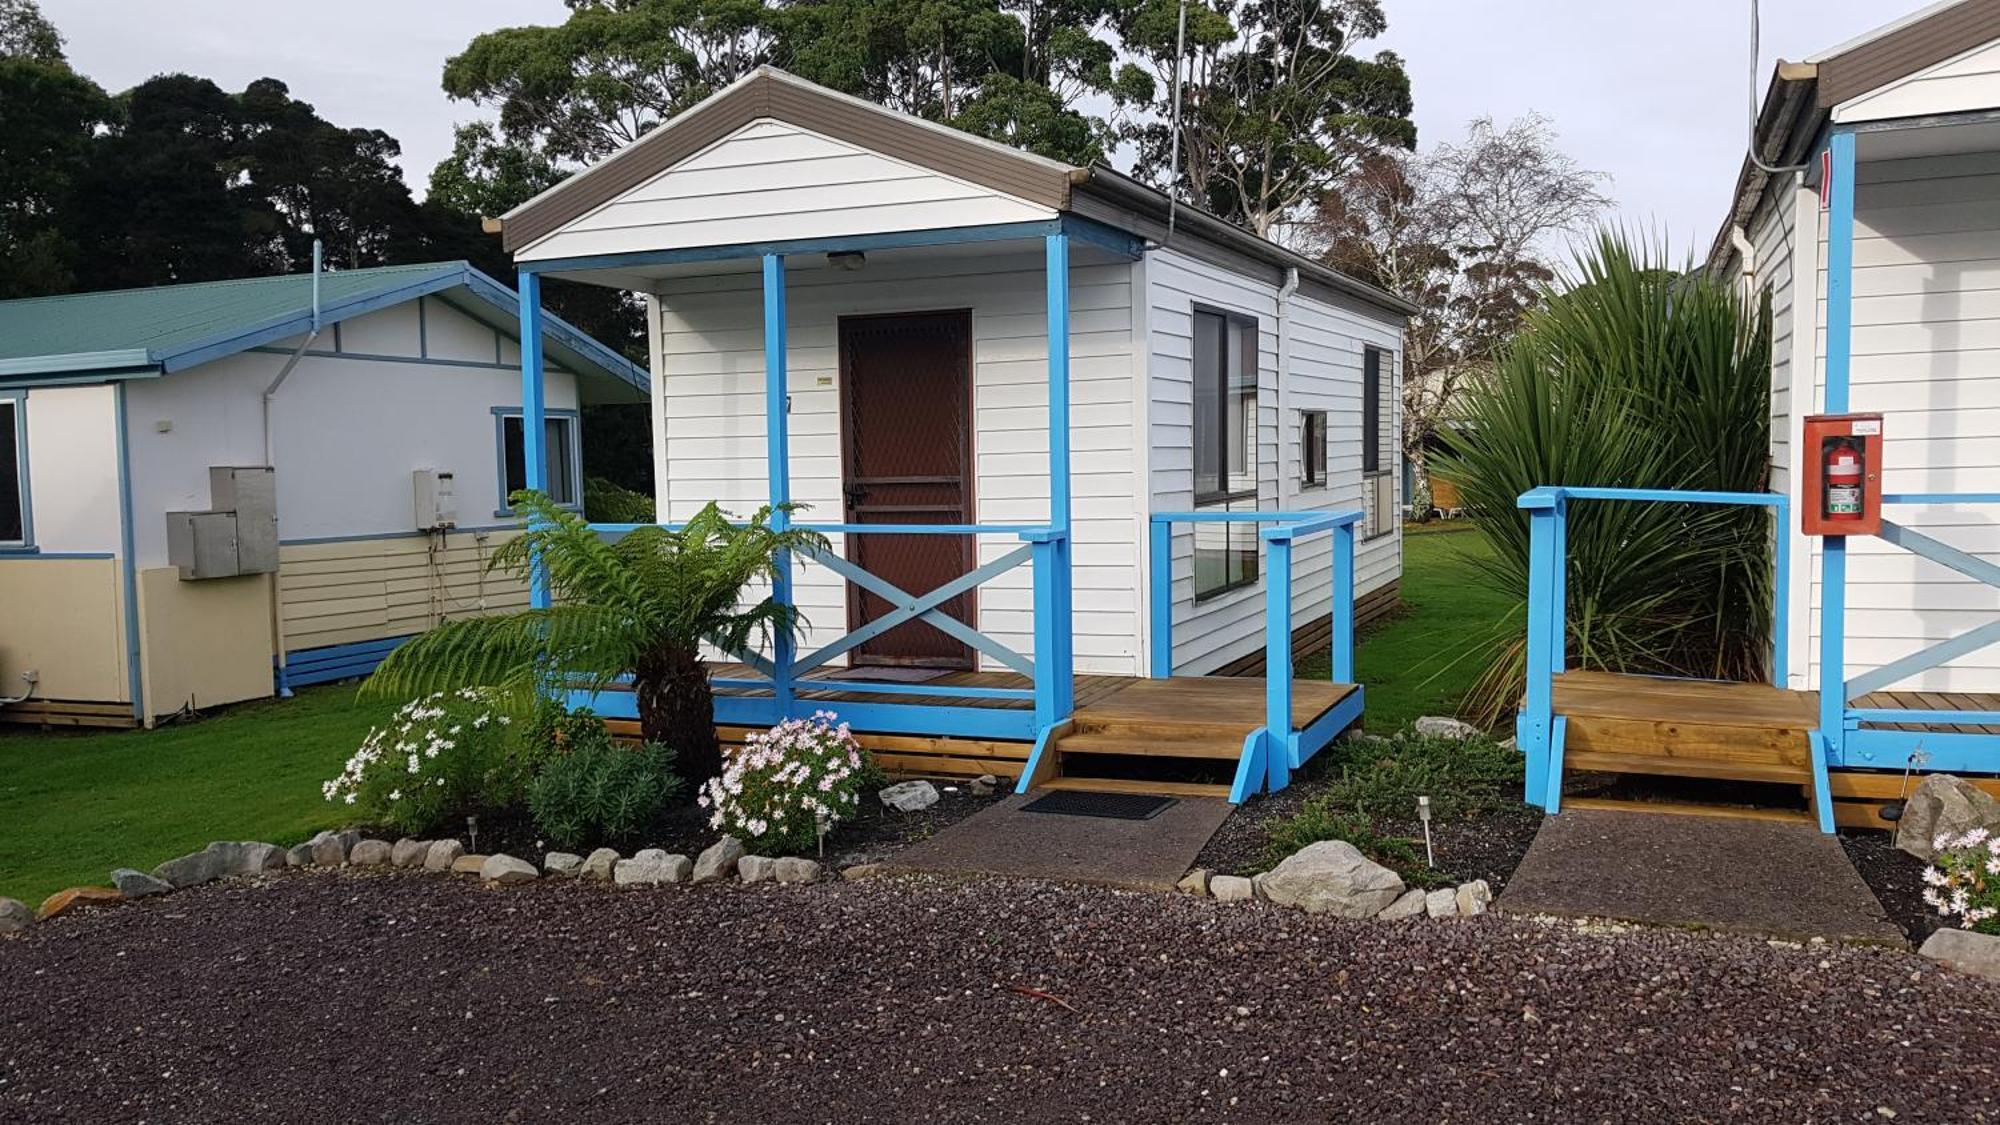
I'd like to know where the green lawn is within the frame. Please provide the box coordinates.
[0,685,393,905]
[0,526,1515,906]
[1299,524,1515,730]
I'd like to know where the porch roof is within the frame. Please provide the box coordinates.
[492,66,1415,321]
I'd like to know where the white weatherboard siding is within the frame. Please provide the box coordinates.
[1833,39,2000,123]
[1794,151,2000,693]
[517,119,1055,263]
[1145,248,1402,676]
[651,249,1143,674]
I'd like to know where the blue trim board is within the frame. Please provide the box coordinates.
[574,687,1039,741]
[1837,728,2000,775]
[285,636,411,687]
[113,383,143,721]
[1012,721,1066,797]
[519,221,1068,276]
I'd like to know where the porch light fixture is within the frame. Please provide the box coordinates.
[828,250,866,271]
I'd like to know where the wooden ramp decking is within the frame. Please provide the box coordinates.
[1551,670,2000,826]
[608,665,1360,798]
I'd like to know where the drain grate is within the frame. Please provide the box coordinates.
[1020,790,1177,821]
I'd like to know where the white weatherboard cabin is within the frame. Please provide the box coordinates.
[1711,0,2000,701]
[0,263,647,727]
[500,67,1411,802]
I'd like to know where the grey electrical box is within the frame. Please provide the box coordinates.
[211,466,277,574]
[165,511,242,580]
[164,466,278,579]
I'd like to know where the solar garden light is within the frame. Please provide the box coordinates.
[466,815,479,854]
[1417,796,1435,868]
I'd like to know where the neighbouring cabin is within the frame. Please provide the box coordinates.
[1519,1,2000,832]
[0,263,647,727]
[500,66,1410,800]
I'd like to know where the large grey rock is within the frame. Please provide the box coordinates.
[152,841,284,888]
[1211,875,1256,902]
[1896,775,2000,862]
[774,857,822,884]
[614,854,690,886]
[580,848,620,881]
[0,897,31,935]
[349,839,393,867]
[738,855,777,884]
[286,842,315,868]
[1376,888,1428,920]
[481,854,538,885]
[311,835,350,867]
[1424,888,1459,919]
[112,868,173,899]
[970,774,999,797]
[422,840,465,872]
[390,839,429,869]
[878,780,939,813]
[544,852,583,878]
[1177,868,1211,896]
[1455,879,1493,917]
[1413,716,1482,741]
[1919,927,2000,982]
[1258,840,1407,918]
[692,837,746,884]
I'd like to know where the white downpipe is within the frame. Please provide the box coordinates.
[262,240,323,465]
[1276,267,1299,508]
[1730,226,1757,297]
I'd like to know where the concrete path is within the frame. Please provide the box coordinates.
[881,793,1232,891]
[1497,808,1906,945]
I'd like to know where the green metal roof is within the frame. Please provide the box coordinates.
[0,262,647,401]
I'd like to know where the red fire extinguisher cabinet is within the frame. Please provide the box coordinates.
[1801,412,1884,536]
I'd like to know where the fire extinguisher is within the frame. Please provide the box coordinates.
[1824,438,1864,520]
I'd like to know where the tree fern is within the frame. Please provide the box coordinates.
[366,491,828,782]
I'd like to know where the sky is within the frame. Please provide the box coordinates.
[42,0,1914,256]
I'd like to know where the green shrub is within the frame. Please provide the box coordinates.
[526,708,683,850]
[322,689,535,835]
[697,713,866,853]
[1313,732,1522,821]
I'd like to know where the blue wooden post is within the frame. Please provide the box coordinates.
[1148,517,1172,678]
[1518,489,1562,807]
[1818,130,1857,763]
[763,253,795,716]
[1331,522,1355,684]
[1773,495,1791,687]
[517,270,550,610]
[1030,534,1059,729]
[1045,232,1075,720]
[1265,533,1294,793]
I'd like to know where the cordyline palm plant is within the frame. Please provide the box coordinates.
[1431,230,1773,726]
[364,492,828,783]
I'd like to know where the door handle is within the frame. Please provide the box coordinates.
[843,483,869,507]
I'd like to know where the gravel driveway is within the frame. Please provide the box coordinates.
[3,871,1997,1123]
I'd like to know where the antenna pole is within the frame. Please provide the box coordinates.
[1167,0,1188,242]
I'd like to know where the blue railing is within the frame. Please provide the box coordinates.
[1148,509,1365,800]
[580,519,1068,741]
[1515,486,1792,814]
[1827,493,2000,782]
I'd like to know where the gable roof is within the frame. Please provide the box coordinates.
[496,66,1417,321]
[0,261,648,401]
[1708,0,2000,275]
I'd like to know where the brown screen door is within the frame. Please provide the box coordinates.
[839,310,975,669]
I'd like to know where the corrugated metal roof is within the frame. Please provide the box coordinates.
[0,263,457,362]
[0,262,647,400]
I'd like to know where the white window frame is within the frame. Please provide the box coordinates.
[0,392,31,550]
[493,406,583,515]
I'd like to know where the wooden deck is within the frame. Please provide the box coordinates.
[611,665,1359,797]
[1551,670,2000,826]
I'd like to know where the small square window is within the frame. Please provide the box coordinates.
[1300,411,1327,489]
[499,412,578,508]
[0,398,25,545]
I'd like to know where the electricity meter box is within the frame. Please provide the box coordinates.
[165,466,278,579]
[1801,413,1883,537]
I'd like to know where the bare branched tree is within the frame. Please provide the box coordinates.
[1310,114,1609,483]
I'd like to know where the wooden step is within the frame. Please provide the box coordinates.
[1055,731,1243,760]
[1036,776,1233,799]
[1564,796,1813,824]
[1564,750,1809,786]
